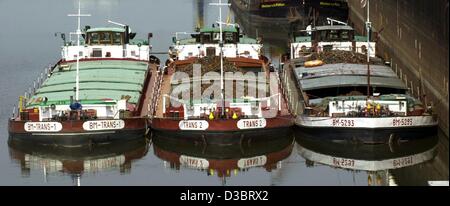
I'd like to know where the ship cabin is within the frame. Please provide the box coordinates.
[197,27,241,45]
[62,26,151,61]
[290,24,376,59]
[171,25,262,61]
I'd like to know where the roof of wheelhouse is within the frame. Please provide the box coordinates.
[86,27,126,33]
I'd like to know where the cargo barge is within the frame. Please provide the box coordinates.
[282,15,437,143]
[8,3,159,147]
[148,4,293,145]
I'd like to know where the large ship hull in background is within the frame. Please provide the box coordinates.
[231,0,309,49]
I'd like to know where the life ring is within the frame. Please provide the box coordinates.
[304,60,324,67]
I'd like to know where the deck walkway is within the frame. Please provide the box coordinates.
[139,64,159,117]
[155,74,173,118]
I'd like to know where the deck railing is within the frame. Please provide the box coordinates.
[161,92,282,119]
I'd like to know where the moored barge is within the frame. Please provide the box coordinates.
[282,19,437,143]
[8,3,159,147]
[148,4,293,145]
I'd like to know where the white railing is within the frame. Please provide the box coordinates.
[22,64,55,109]
[174,44,261,61]
[246,93,282,112]
[62,45,150,61]
[161,89,282,119]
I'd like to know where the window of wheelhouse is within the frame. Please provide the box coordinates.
[224,32,237,43]
[200,31,238,44]
[87,31,124,45]
[201,33,212,44]
[315,29,354,42]
[112,32,123,45]
[100,32,111,44]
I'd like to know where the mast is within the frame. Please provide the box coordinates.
[68,0,91,101]
[210,0,230,117]
[365,0,371,99]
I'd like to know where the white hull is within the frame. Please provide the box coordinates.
[297,144,437,171]
[296,115,437,129]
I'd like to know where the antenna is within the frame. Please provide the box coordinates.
[326,17,347,26]
[68,0,91,101]
[209,0,231,117]
[107,20,126,27]
[108,20,131,33]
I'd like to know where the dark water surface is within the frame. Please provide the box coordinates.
[0,0,447,186]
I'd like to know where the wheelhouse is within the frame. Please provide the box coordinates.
[85,27,126,45]
[197,27,240,44]
[311,25,354,42]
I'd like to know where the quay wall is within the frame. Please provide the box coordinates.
[348,0,449,137]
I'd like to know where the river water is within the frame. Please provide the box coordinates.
[0,0,447,186]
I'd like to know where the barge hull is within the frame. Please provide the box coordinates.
[295,125,438,144]
[8,118,147,147]
[151,116,293,145]
[8,128,146,148]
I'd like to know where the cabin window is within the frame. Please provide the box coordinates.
[201,33,212,44]
[225,32,235,43]
[316,30,353,42]
[318,31,327,42]
[341,30,350,41]
[213,33,221,41]
[100,32,112,44]
[89,32,100,45]
[328,30,340,41]
[88,31,124,45]
[113,32,123,45]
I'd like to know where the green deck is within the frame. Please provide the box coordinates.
[27,60,149,108]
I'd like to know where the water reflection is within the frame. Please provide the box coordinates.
[8,138,149,185]
[152,130,294,185]
[1,0,447,186]
[295,130,438,186]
